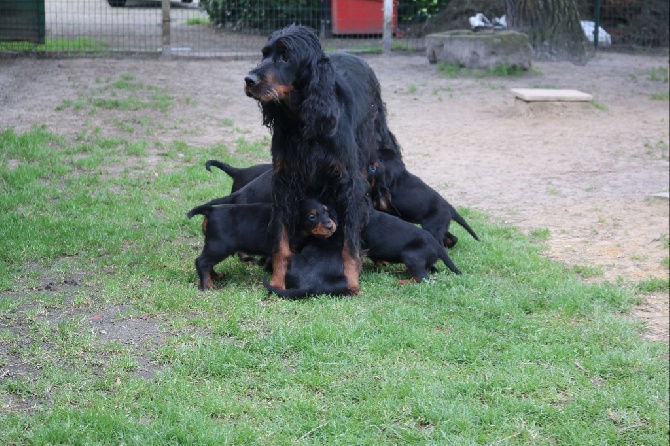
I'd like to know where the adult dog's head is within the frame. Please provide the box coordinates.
[244,24,340,138]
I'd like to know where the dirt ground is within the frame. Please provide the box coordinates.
[0,51,668,342]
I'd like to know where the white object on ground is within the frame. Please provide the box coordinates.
[511,88,593,102]
[581,20,611,46]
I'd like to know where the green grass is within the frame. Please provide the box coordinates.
[234,136,271,160]
[572,264,605,279]
[185,17,210,25]
[647,66,669,83]
[532,84,559,89]
[0,37,108,53]
[327,42,421,54]
[650,92,669,100]
[644,139,669,160]
[528,228,550,241]
[57,74,174,114]
[392,40,421,52]
[348,44,384,55]
[438,62,530,78]
[634,277,670,293]
[591,100,608,111]
[0,127,667,445]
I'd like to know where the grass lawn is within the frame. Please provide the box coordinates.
[0,125,668,445]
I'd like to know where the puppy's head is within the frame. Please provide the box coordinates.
[367,161,382,189]
[368,161,392,212]
[300,198,337,238]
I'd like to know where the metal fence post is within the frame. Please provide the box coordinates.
[382,0,392,55]
[593,0,601,50]
[162,0,171,58]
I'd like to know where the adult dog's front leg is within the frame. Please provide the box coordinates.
[270,225,292,290]
[342,237,361,295]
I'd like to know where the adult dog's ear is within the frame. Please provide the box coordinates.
[301,56,340,139]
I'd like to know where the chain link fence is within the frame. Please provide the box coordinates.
[0,0,443,57]
[0,0,667,58]
[576,0,669,50]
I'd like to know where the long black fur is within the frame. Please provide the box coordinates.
[244,24,402,291]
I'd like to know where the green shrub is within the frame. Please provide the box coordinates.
[201,0,322,31]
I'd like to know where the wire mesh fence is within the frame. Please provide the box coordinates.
[576,0,669,50]
[0,0,441,57]
[0,0,667,58]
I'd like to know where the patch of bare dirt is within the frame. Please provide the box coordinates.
[0,51,668,342]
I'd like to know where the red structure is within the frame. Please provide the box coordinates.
[330,0,398,35]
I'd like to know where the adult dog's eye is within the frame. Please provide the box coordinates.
[278,50,288,62]
[308,214,316,221]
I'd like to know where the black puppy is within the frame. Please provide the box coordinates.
[205,160,272,193]
[187,198,336,290]
[367,160,396,214]
[196,169,272,207]
[362,209,461,282]
[263,235,351,299]
[370,160,479,249]
[197,164,273,265]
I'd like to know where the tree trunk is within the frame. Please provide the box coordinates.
[504,0,589,64]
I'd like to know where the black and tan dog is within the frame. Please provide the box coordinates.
[205,160,272,193]
[369,160,479,249]
[262,234,351,299]
[367,160,395,214]
[244,24,407,294]
[362,209,461,282]
[187,198,336,290]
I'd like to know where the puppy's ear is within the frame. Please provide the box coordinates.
[327,206,338,225]
[301,56,340,139]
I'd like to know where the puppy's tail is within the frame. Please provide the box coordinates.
[205,160,240,177]
[451,208,480,241]
[437,244,461,275]
[186,204,214,220]
[262,277,309,300]
[186,193,239,210]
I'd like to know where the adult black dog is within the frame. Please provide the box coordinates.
[244,24,400,294]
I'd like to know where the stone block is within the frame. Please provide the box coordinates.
[426,30,532,70]
[511,88,593,102]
